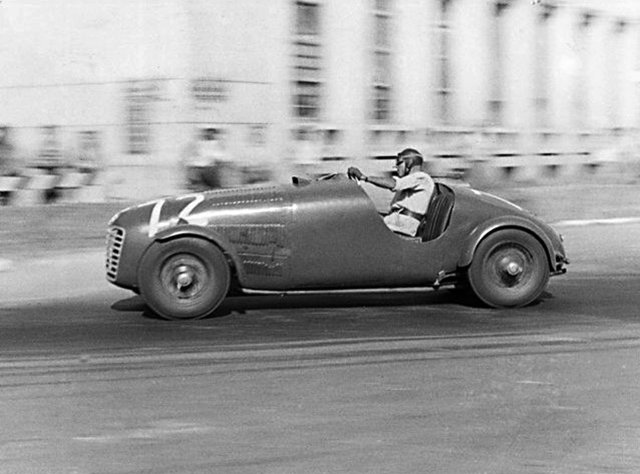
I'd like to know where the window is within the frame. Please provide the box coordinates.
[294,81,321,118]
[372,0,393,122]
[373,49,391,85]
[373,85,391,121]
[294,42,322,81]
[375,0,391,12]
[295,1,320,35]
[292,1,322,119]
[374,11,391,48]
[124,81,158,155]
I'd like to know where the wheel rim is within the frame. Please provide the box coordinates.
[159,254,209,301]
[484,243,535,291]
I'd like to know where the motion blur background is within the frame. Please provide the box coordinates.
[1,0,640,203]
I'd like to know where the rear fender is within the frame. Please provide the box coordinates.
[457,217,555,271]
[150,225,246,281]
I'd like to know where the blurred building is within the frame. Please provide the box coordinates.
[0,0,639,198]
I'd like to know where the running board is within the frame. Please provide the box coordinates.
[241,287,438,296]
[242,282,457,297]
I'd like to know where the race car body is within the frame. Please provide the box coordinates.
[106,175,568,319]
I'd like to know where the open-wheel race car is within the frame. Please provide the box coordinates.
[106,173,568,320]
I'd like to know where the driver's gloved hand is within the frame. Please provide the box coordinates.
[347,167,364,180]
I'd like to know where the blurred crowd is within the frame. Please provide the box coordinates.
[0,125,102,177]
[181,126,309,192]
[2,122,640,206]
[0,125,103,204]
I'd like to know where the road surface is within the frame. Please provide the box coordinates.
[0,223,639,473]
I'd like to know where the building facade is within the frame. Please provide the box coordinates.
[0,0,638,200]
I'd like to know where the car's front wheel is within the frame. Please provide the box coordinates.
[138,238,230,320]
[466,229,549,308]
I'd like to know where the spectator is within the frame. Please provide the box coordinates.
[0,126,18,177]
[36,125,64,173]
[76,130,102,184]
[0,126,20,205]
[184,127,226,190]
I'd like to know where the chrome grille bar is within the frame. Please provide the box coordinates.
[105,226,125,282]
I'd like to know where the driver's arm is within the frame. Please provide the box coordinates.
[363,174,395,190]
[348,166,395,190]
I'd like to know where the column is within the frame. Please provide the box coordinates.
[436,0,452,124]
[489,0,510,126]
[534,3,554,129]
[573,12,592,130]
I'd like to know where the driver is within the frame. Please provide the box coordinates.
[347,148,434,237]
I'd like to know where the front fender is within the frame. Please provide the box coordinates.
[152,225,246,281]
[457,216,556,270]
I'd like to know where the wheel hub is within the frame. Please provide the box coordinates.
[175,265,194,289]
[496,254,526,286]
[505,260,523,276]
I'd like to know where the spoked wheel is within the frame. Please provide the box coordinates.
[138,238,230,320]
[466,229,549,308]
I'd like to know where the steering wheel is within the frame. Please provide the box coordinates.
[317,172,338,181]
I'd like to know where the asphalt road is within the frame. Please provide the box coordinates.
[1,223,640,473]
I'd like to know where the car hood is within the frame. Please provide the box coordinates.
[109,184,288,232]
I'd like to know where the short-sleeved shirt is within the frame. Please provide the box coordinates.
[383,171,435,236]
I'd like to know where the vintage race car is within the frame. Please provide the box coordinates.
[106,174,568,320]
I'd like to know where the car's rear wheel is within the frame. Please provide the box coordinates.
[138,238,230,320]
[466,229,549,308]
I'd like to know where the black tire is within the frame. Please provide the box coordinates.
[466,229,550,308]
[138,238,230,320]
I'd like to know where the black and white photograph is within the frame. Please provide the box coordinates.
[1,0,640,472]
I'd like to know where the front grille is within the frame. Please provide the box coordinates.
[106,226,125,282]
